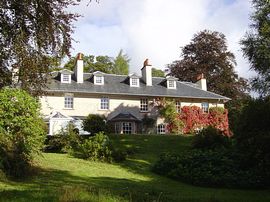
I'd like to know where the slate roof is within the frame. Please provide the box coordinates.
[46,72,230,101]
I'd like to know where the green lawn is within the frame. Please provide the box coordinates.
[0,134,270,202]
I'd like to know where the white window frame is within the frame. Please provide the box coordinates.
[167,80,176,89]
[157,124,166,134]
[94,75,104,85]
[201,102,209,113]
[130,78,139,87]
[61,74,71,83]
[100,97,109,110]
[175,101,181,113]
[64,95,73,109]
[140,98,148,112]
[122,122,132,134]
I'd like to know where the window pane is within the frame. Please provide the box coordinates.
[157,124,166,134]
[64,96,73,108]
[168,80,175,88]
[140,99,148,112]
[96,76,103,84]
[201,102,209,113]
[131,78,138,86]
[175,101,181,113]
[122,122,132,134]
[63,74,69,82]
[100,97,109,110]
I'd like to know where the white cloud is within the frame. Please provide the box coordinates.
[69,0,254,79]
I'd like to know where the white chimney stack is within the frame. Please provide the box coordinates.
[141,59,152,86]
[196,73,207,91]
[74,53,84,83]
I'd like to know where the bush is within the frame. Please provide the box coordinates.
[70,132,119,162]
[152,150,267,188]
[43,123,81,153]
[83,114,108,135]
[0,88,45,177]
[192,126,231,150]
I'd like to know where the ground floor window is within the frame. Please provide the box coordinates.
[157,124,166,134]
[122,122,132,134]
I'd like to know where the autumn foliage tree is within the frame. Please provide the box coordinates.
[0,0,82,95]
[168,30,249,100]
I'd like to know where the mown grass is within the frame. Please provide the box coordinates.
[0,134,270,202]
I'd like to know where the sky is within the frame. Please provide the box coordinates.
[68,0,254,79]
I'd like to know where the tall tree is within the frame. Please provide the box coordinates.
[0,0,80,95]
[241,0,270,96]
[168,30,249,100]
[112,49,130,75]
[152,68,165,77]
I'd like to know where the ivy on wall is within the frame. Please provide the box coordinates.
[158,99,230,136]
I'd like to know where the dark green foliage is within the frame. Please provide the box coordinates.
[153,151,267,188]
[44,135,69,153]
[234,97,270,182]
[0,0,80,95]
[192,126,231,150]
[71,132,114,162]
[0,88,45,177]
[141,115,156,134]
[83,114,108,135]
[44,123,82,153]
[241,0,270,96]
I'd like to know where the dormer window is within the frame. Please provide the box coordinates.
[93,71,105,85]
[60,69,73,83]
[129,73,140,87]
[166,76,177,89]
[168,80,175,88]
[95,76,103,84]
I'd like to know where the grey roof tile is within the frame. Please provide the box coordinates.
[47,73,230,101]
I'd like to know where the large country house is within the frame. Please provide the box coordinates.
[40,53,230,135]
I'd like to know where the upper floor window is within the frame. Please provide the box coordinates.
[168,80,175,88]
[175,101,181,113]
[131,78,139,87]
[95,76,103,84]
[201,102,209,113]
[140,98,148,112]
[100,97,109,110]
[62,74,70,82]
[64,95,73,109]
[60,69,72,83]
[157,124,166,134]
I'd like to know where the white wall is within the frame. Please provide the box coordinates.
[40,93,224,120]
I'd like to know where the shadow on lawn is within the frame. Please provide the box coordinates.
[0,168,167,202]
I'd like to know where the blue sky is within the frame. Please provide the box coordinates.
[69,0,254,79]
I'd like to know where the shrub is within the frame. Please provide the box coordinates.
[192,126,231,150]
[43,123,81,153]
[71,132,113,162]
[152,150,267,188]
[0,88,45,177]
[83,114,108,135]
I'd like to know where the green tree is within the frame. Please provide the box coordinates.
[112,49,130,75]
[0,88,45,177]
[64,55,95,72]
[83,114,108,135]
[168,30,249,100]
[152,68,165,77]
[241,0,270,96]
[0,0,81,95]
